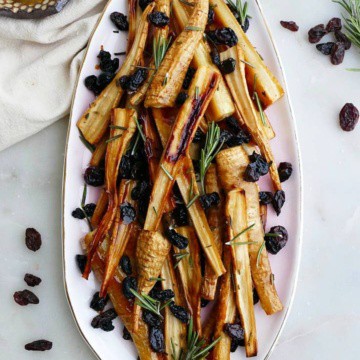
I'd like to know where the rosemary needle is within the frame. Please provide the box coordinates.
[226,223,255,245]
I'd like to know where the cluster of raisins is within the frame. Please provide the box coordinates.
[110,12,129,31]
[264,226,288,255]
[72,203,96,220]
[199,192,220,210]
[119,68,148,93]
[165,228,189,249]
[259,189,286,216]
[244,152,270,182]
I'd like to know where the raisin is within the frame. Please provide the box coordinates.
[244,152,269,182]
[14,290,39,306]
[123,68,148,93]
[335,30,351,50]
[330,42,345,65]
[201,298,210,308]
[84,166,105,187]
[25,340,52,351]
[165,228,188,249]
[142,310,163,327]
[192,129,205,144]
[219,129,233,144]
[210,49,221,67]
[120,202,136,224]
[118,75,129,90]
[224,323,245,345]
[272,190,285,216]
[199,192,220,211]
[326,17,342,32]
[91,308,117,331]
[72,208,85,219]
[101,321,115,332]
[110,12,129,31]
[76,254,87,274]
[172,204,189,227]
[280,21,299,32]
[149,327,165,353]
[226,129,251,147]
[123,326,132,341]
[131,180,150,201]
[316,42,335,55]
[85,203,96,217]
[259,191,273,205]
[148,11,170,27]
[207,8,215,25]
[90,292,109,312]
[220,58,236,74]
[230,340,239,352]
[169,302,190,324]
[308,24,327,43]
[24,274,42,287]
[207,27,238,47]
[241,16,250,33]
[182,67,196,90]
[265,225,288,254]
[120,255,133,275]
[84,75,100,96]
[253,288,260,305]
[139,0,154,11]
[225,116,241,132]
[175,92,188,106]
[149,289,174,302]
[97,50,119,73]
[25,228,42,252]
[278,162,293,182]
[97,72,115,91]
[339,103,359,131]
[122,276,137,299]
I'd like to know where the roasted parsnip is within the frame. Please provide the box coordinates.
[172,0,235,121]
[225,189,257,357]
[77,4,154,144]
[145,0,208,108]
[83,109,136,278]
[127,0,138,52]
[91,189,108,228]
[90,134,107,166]
[209,0,284,108]
[220,45,282,191]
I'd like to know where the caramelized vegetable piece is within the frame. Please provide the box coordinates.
[90,135,107,166]
[83,109,136,279]
[77,4,154,144]
[174,226,202,333]
[134,230,171,331]
[216,146,283,315]
[201,164,223,300]
[127,0,138,52]
[145,0,208,108]
[209,0,284,108]
[172,0,235,121]
[83,233,165,360]
[91,189,108,228]
[100,180,137,296]
[225,189,257,357]
[220,46,281,191]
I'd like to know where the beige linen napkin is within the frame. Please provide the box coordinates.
[0,0,107,151]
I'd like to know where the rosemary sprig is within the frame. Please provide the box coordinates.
[109,125,128,130]
[265,232,283,238]
[131,132,141,156]
[256,241,266,267]
[106,134,123,143]
[80,184,93,231]
[226,223,255,245]
[187,194,199,209]
[333,0,360,48]
[173,252,189,268]
[130,289,163,318]
[253,91,266,126]
[153,206,158,215]
[134,116,146,141]
[227,0,251,27]
[199,122,224,193]
[161,164,174,180]
[149,277,165,282]
[153,36,172,69]
[346,67,360,71]
[79,133,95,153]
[195,86,199,99]
[163,72,169,86]
[185,26,203,31]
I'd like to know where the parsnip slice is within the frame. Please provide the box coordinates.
[220,45,282,191]
[90,134,107,166]
[209,0,284,108]
[225,189,257,357]
[77,4,154,144]
[91,189,108,228]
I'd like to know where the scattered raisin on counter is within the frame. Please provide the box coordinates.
[120,202,136,224]
[123,326,133,341]
[330,42,345,65]
[142,310,162,327]
[326,17,342,32]
[122,276,138,299]
[339,103,359,132]
[223,323,245,346]
[149,288,174,302]
[280,21,299,32]
[76,254,87,274]
[139,0,154,11]
[199,192,220,211]
[120,255,133,275]
[316,42,335,55]
[308,24,327,43]
[24,274,42,287]
[335,30,351,50]
[149,327,165,353]
[25,228,42,252]
[259,191,273,205]
[220,58,236,74]
[182,67,196,90]
[175,92,188,106]
[265,225,288,254]
[148,11,170,27]
[25,340,52,351]
[14,290,39,306]
[84,166,105,187]
[278,162,293,183]
[165,228,188,249]
[110,12,129,31]
[272,190,286,216]
[90,292,109,312]
[206,27,238,47]
[169,302,190,324]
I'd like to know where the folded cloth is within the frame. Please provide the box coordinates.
[0,0,107,151]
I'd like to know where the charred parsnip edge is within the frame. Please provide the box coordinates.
[77,3,154,144]
[91,189,108,228]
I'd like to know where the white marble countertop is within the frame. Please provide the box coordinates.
[1,0,359,359]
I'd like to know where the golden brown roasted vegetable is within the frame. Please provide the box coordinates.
[209,0,284,108]
[225,189,257,357]
[216,146,283,315]
[174,226,202,333]
[127,0,138,52]
[90,135,107,166]
[134,230,171,331]
[91,189,108,228]
[145,0,208,108]
[220,46,281,191]
[77,4,154,144]
[83,109,136,278]
[172,0,235,122]
[201,164,224,300]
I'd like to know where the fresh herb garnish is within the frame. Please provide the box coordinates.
[185,26,203,31]
[187,194,199,209]
[109,125,128,130]
[106,134,123,143]
[149,277,165,282]
[226,223,255,245]
[161,164,174,180]
[195,86,199,99]
[173,252,189,268]
[80,184,93,231]
[134,116,146,142]
[79,133,95,153]
[131,132,141,156]
[153,36,172,69]
[256,241,266,267]
[240,59,255,68]
[199,122,224,193]
[114,51,126,55]
[227,0,251,28]
[253,91,266,126]
[130,289,163,318]
[346,67,360,71]
[264,232,283,238]
[163,72,169,86]
[153,206,158,215]
[333,0,360,48]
